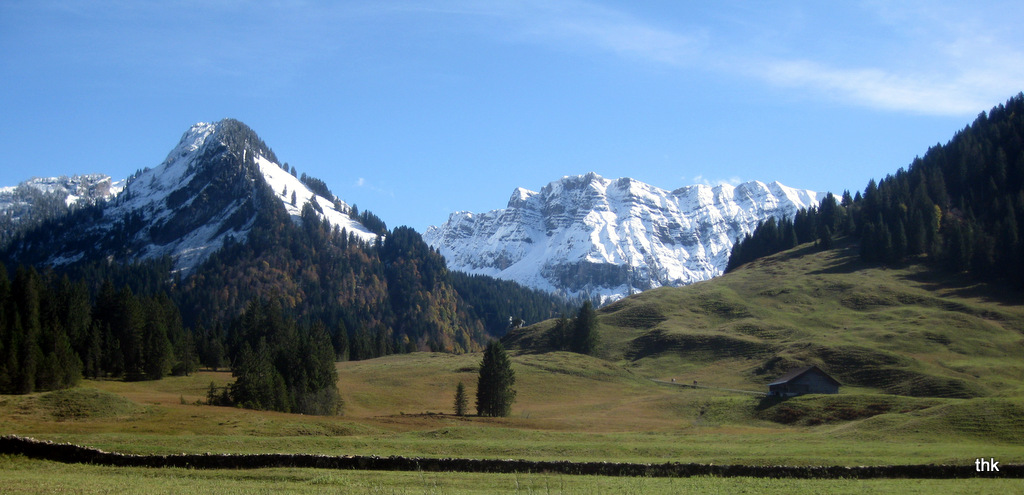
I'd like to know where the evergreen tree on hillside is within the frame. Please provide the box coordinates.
[548,314,572,351]
[571,301,599,355]
[476,341,516,417]
[454,381,468,417]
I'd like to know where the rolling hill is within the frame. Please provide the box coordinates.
[504,237,1024,401]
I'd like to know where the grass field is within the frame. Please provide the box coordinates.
[1,357,1022,493]
[2,241,1023,492]
[2,455,1022,495]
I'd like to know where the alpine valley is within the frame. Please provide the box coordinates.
[2,95,1024,487]
[425,173,822,303]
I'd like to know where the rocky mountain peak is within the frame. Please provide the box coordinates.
[3,119,374,274]
[425,173,821,304]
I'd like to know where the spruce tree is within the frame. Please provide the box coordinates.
[476,341,516,417]
[230,340,290,411]
[571,301,598,355]
[454,381,468,416]
[549,314,571,351]
[332,319,349,361]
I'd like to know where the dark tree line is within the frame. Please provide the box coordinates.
[726,192,852,271]
[299,173,334,200]
[450,272,576,339]
[347,203,388,236]
[220,297,341,415]
[728,92,1024,286]
[0,262,338,415]
[0,265,197,394]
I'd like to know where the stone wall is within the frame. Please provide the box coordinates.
[1,435,1019,479]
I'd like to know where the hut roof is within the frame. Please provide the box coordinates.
[768,365,841,387]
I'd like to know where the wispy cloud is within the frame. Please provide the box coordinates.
[353,177,394,197]
[743,2,1024,115]
[686,175,742,187]
[519,2,707,65]
[398,0,707,65]
[437,0,1023,116]
[752,59,995,115]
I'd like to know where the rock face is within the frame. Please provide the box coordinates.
[425,173,821,303]
[3,119,375,273]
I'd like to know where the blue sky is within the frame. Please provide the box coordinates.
[2,1,1022,233]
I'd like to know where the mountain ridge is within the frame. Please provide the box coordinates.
[425,172,822,303]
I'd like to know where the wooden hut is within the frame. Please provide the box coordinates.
[767,365,840,397]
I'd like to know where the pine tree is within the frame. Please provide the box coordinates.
[549,314,571,351]
[116,287,145,380]
[818,225,834,250]
[476,341,516,417]
[230,340,290,411]
[141,297,172,380]
[332,318,349,361]
[454,381,468,416]
[571,301,598,355]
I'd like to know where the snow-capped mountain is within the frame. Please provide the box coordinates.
[4,119,376,273]
[425,173,822,303]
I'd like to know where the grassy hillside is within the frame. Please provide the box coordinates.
[507,238,1024,400]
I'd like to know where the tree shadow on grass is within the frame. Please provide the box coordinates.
[899,268,1023,308]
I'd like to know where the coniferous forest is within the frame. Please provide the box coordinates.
[0,265,197,394]
[728,92,1024,286]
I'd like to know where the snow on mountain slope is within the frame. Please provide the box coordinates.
[256,154,375,242]
[425,172,822,303]
[0,174,122,222]
[0,174,123,249]
[107,119,377,272]
[7,119,376,273]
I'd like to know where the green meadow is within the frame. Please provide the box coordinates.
[2,241,1023,493]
